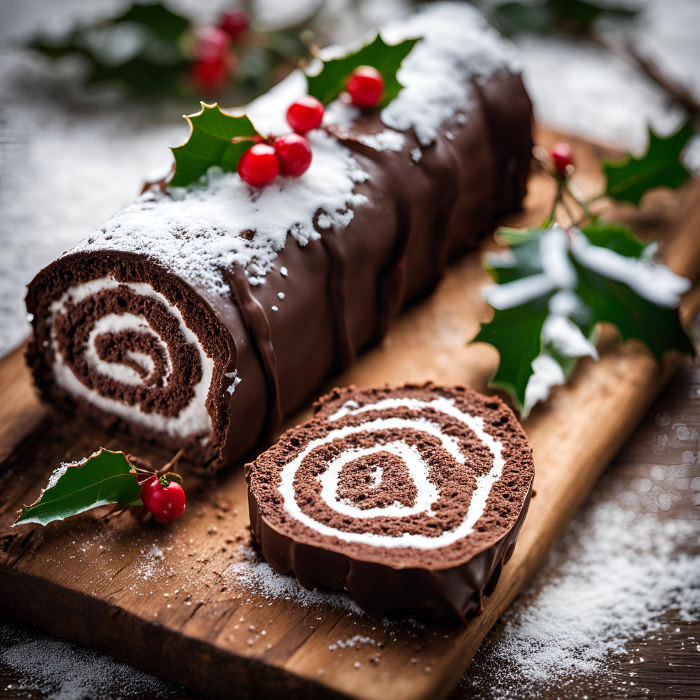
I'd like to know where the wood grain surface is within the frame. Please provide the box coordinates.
[0,130,699,700]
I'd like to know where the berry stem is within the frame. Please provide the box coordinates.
[157,448,184,478]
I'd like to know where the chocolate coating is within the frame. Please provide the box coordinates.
[25,39,532,471]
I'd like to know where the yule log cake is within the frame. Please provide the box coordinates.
[246,384,535,622]
[26,3,533,471]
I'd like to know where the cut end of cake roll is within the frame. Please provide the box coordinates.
[246,383,535,623]
[25,250,238,470]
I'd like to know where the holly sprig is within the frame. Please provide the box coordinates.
[25,1,320,98]
[169,103,263,188]
[305,34,419,107]
[166,33,420,189]
[13,448,184,527]
[473,121,697,417]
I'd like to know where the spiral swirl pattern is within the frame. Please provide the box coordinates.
[48,275,214,439]
[279,396,504,550]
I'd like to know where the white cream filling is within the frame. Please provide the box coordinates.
[49,275,214,438]
[279,396,505,550]
[320,442,439,519]
[84,313,166,386]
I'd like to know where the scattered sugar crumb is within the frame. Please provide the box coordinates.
[458,469,700,698]
[0,621,181,700]
[227,546,365,616]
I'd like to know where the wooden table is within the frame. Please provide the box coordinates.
[0,131,699,699]
[1,359,698,700]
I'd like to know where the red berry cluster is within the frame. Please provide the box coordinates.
[237,95,324,187]
[190,11,250,92]
[140,475,186,523]
[550,143,574,178]
[237,65,385,188]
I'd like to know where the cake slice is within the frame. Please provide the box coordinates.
[246,383,534,622]
[26,3,532,471]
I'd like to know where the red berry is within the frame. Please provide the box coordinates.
[551,143,574,177]
[346,66,384,109]
[194,27,231,62]
[286,96,324,134]
[220,10,249,40]
[237,143,280,187]
[140,476,186,523]
[190,57,232,92]
[274,133,312,177]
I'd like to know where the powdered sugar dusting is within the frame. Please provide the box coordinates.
[0,621,180,700]
[329,635,377,651]
[46,464,69,490]
[71,129,367,306]
[459,467,700,698]
[380,2,520,145]
[228,545,365,615]
[358,130,405,152]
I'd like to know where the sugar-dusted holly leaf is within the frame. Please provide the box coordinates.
[575,265,693,361]
[580,221,655,258]
[14,449,142,527]
[169,103,263,188]
[602,121,695,206]
[472,222,693,417]
[306,34,419,107]
[474,299,550,414]
[486,227,546,284]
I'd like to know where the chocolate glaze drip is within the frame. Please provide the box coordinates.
[319,231,356,372]
[229,269,283,443]
[26,66,532,471]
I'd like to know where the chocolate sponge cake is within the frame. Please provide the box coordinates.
[246,384,534,622]
[26,3,533,471]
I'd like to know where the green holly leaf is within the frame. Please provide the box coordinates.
[580,221,655,258]
[574,261,693,361]
[306,34,419,107]
[602,121,695,206]
[13,449,142,527]
[169,103,263,188]
[110,2,190,42]
[27,3,191,94]
[472,222,693,417]
[494,0,638,37]
[474,298,550,414]
[486,227,546,284]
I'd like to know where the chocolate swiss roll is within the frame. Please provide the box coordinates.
[25,3,533,471]
[246,383,535,622]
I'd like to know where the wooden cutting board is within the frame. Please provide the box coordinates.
[1,129,699,700]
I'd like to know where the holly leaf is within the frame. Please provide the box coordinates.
[580,221,655,258]
[472,222,693,417]
[13,449,142,527]
[486,227,546,283]
[27,2,192,94]
[169,103,263,188]
[473,298,550,413]
[110,2,190,42]
[306,34,419,107]
[602,120,695,206]
[494,0,638,37]
[574,261,693,361]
